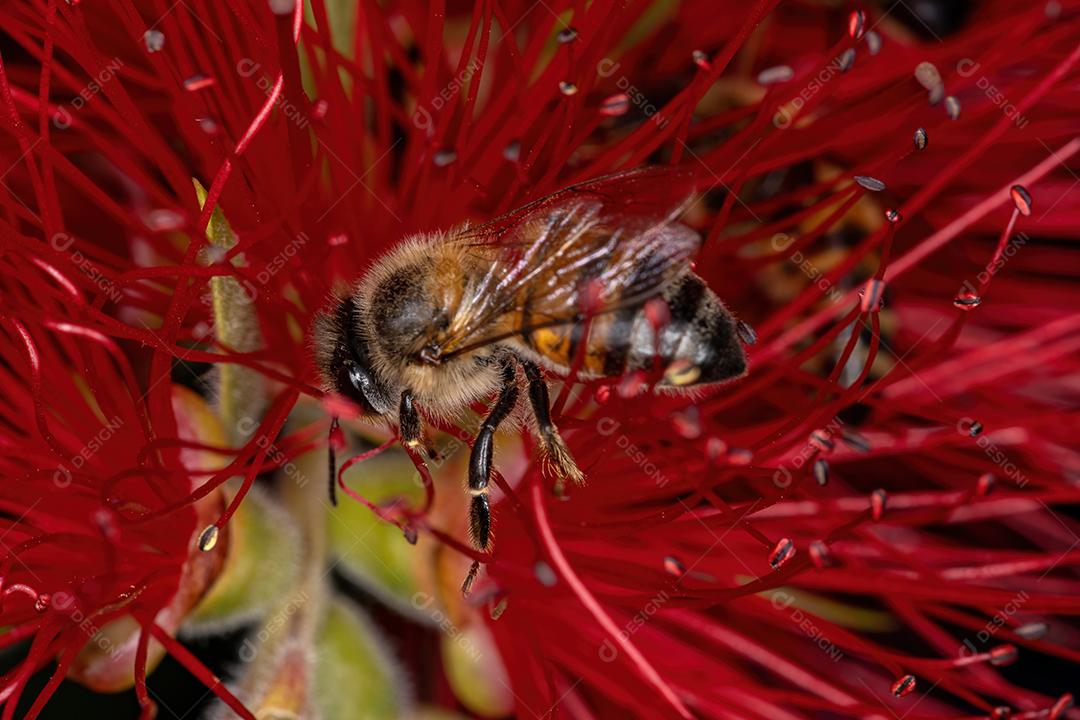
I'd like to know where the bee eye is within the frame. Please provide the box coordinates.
[347,363,374,396]
[336,361,379,414]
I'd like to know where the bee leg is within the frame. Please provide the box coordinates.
[398,390,437,458]
[518,357,585,496]
[468,359,518,552]
[399,390,422,446]
[328,416,340,506]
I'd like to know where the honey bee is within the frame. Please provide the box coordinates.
[313,167,748,579]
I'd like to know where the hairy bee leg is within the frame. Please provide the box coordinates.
[468,359,518,551]
[398,390,438,459]
[328,416,341,506]
[399,390,422,446]
[462,561,481,596]
[518,357,585,495]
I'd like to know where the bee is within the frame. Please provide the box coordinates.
[313,167,748,582]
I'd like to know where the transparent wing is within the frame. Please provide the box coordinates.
[438,166,701,359]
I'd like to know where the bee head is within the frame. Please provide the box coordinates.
[314,296,395,416]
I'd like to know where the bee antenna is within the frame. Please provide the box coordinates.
[328,415,342,506]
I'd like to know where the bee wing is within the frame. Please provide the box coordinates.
[457,166,698,245]
[438,167,701,359]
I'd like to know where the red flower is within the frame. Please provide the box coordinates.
[0,264,235,715]
[1,1,1078,718]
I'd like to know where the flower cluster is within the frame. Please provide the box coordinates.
[0,0,1077,718]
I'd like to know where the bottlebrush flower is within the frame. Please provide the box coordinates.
[0,261,235,716]
[1,1,1079,719]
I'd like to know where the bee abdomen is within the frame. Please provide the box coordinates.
[596,273,747,386]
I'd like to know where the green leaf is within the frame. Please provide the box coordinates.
[441,622,513,718]
[299,0,356,100]
[186,487,302,632]
[409,709,474,720]
[327,446,433,621]
[617,0,678,53]
[315,597,410,720]
[308,0,356,60]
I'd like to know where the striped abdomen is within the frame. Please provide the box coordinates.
[519,273,747,387]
